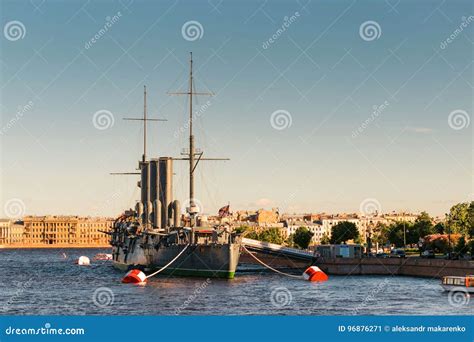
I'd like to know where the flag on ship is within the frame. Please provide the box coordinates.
[218,204,230,217]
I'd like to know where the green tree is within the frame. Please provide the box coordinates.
[292,227,314,249]
[372,222,390,246]
[413,211,434,239]
[258,227,285,245]
[234,225,250,234]
[433,222,445,234]
[320,232,330,244]
[330,221,359,244]
[424,235,450,253]
[236,225,259,239]
[446,202,469,235]
[454,236,467,256]
[387,221,413,247]
[468,202,474,237]
[467,239,474,256]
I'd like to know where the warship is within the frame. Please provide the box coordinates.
[108,53,241,278]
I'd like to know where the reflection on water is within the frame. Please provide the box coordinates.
[0,248,472,315]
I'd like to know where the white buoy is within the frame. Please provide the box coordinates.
[76,256,90,266]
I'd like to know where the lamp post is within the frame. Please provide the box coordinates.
[446,213,451,254]
[403,221,406,248]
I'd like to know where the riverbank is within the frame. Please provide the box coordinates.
[239,251,474,278]
[316,257,474,278]
[0,244,111,249]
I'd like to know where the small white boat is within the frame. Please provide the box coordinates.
[441,275,474,294]
[93,253,112,261]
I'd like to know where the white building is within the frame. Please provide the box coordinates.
[321,217,365,240]
[0,219,23,245]
[284,220,331,245]
[0,219,11,245]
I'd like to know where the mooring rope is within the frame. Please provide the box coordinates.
[145,244,190,279]
[242,245,303,279]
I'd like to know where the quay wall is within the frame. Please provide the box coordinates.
[316,258,474,278]
[240,251,474,278]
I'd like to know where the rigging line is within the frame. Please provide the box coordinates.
[145,244,191,279]
[241,245,303,279]
[167,67,186,94]
[200,169,214,213]
[200,165,219,211]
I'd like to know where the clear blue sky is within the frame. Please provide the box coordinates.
[0,0,472,218]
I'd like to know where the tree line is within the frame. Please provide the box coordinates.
[236,201,474,254]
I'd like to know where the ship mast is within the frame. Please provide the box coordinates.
[123,86,167,163]
[169,53,229,240]
[143,85,147,162]
[169,53,213,229]
[189,53,195,220]
[112,87,168,229]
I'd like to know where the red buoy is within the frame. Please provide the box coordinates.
[303,266,328,282]
[122,269,147,284]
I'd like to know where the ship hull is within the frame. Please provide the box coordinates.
[113,241,241,279]
[441,285,474,294]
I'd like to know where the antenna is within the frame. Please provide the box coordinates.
[124,85,167,162]
[169,53,228,235]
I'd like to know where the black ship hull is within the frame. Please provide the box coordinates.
[112,235,241,279]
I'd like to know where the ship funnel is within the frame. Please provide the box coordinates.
[153,199,162,229]
[135,202,144,224]
[139,161,151,226]
[150,160,159,206]
[158,157,173,228]
[140,161,150,205]
[146,201,153,226]
[173,200,181,227]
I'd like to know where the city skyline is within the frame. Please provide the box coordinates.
[1,0,472,218]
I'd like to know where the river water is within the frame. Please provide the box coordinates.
[0,248,472,315]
